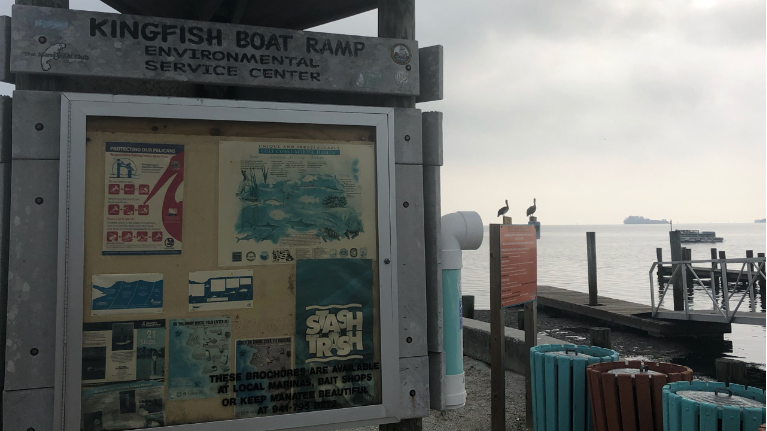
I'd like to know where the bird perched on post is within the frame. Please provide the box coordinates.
[497,200,509,217]
[526,198,537,218]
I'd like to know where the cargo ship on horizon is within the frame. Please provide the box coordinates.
[623,216,669,224]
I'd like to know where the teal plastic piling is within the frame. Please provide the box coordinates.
[530,344,619,431]
[663,381,766,431]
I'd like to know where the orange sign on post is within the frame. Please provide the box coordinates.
[499,225,537,307]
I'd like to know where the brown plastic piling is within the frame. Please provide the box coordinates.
[586,361,693,431]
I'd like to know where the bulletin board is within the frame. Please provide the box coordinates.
[56,96,400,431]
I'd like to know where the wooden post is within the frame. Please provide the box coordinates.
[719,250,727,286]
[683,248,694,292]
[656,248,664,285]
[746,251,755,310]
[758,253,765,311]
[669,230,684,311]
[503,216,512,224]
[489,224,505,431]
[587,232,598,306]
[378,0,415,109]
[378,2,419,430]
[710,248,719,293]
[715,358,748,386]
[524,300,537,429]
[589,327,612,349]
[461,295,475,319]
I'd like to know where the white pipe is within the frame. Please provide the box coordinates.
[441,211,484,270]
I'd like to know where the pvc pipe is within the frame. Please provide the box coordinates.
[440,211,483,409]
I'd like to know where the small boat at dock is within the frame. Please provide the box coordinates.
[676,229,723,243]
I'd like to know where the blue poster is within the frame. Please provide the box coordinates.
[91,273,163,315]
[168,318,231,400]
[295,259,376,409]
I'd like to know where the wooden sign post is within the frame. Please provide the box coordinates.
[489,222,537,431]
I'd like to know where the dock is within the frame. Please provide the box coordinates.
[536,285,732,337]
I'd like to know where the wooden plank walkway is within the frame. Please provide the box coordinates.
[536,285,732,337]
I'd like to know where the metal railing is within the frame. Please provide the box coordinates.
[648,257,766,324]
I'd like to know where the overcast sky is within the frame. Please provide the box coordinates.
[1,0,764,224]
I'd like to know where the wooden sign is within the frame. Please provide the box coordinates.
[499,225,537,307]
[10,5,419,95]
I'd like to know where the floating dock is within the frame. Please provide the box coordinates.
[536,285,732,337]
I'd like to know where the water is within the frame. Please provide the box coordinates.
[461,223,766,365]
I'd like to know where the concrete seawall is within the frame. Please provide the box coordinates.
[463,317,568,374]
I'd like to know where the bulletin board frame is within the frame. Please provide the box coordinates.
[54,93,400,431]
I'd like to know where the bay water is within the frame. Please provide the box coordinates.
[461,223,766,365]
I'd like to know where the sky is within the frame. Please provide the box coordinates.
[1,0,764,224]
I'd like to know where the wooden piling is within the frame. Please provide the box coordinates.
[719,250,727,287]
[656,248,664,285]
[587,232,598,306]
[683,248,694,292]
[489,224,505,431]
[758,253,765,311]
[710,248,719,293]
[589,327,612,349]
[524,300,537,429]
[715,358,748,386]
[378,1,419,429]
[462,295,475,319]
[669,231,684,311]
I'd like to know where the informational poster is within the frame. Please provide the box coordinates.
[82,320,166,385]
[81,380,165,430]
[234,337,293,418]
[91,273,163,316]
[168,318,232,400]
[102,142,184,255]
[188,270,254,312]
[218,141,377,266]
[499,225,538,308]
[294,259,377,410]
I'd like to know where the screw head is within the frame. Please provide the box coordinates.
[384,258,391,264]
[35,197,44,205]
[27,428,35,431]
[35,123,44,131]
[403,201,409,208]
[30,348,39,356]
[406,337,412,343]
[409,390,416,396]
[38,36,46,44]
[406,65,412,71]
[404,135,410,142]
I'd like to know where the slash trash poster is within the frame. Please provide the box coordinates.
[295,259,377,409]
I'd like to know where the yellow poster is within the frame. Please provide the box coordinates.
[218,141,377,266]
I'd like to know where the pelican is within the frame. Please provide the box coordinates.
[526,198,537,218]
[497,200,509,217]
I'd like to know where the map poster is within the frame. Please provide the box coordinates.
[234,337,293,418]
[102,142,184,255]
[81,380,165,430]
[295,259,377,410]
[82,320,165,386]
[91,273,163,316]
[168,318,232,401]
[499,225,538,308]
[188,270,254,312]
[218,141,377,266]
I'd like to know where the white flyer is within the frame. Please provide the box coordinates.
[188,270,253,311]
